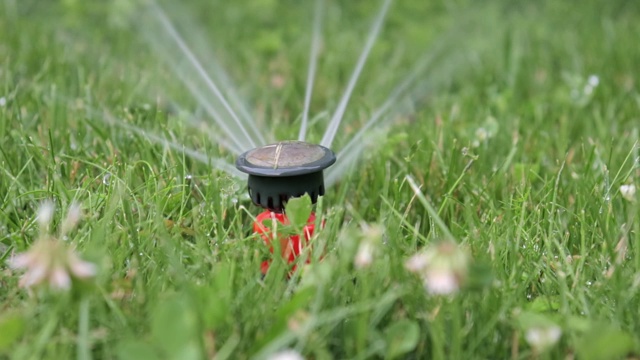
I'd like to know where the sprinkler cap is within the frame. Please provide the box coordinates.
[236,141,336,211]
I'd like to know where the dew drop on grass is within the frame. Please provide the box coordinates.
[102,173,111,185]
[586,281,592,286]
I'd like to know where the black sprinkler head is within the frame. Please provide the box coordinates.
[236,141,336,212]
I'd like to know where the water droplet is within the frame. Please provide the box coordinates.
[586,281,592,286]
[102,173,111,185]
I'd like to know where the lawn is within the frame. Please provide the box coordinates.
[1,0,639,359]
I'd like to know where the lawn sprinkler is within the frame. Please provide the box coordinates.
[236,141,336,274]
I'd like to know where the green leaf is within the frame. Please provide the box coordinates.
[151,296,202,360]
[285,194,313,231]
[515,311,557,330]
[198,262,233,329]
[116,341,159,360]
[275,287,316,320]
[251,287,316,353]
[565,316,591,333]
[0,313,25,352]
[384,319,420,359]
[527,295,560,313]
[575,326,636,360]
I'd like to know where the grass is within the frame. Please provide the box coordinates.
[1,0,640,359]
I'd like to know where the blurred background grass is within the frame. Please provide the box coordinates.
[1,0,640,359]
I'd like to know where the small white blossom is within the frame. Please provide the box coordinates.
[60,202,82,236]
[354,242,374,269]
[405,252,429,272]
[68,253,98,278]
[267,349,304,360]
[353,223,382,269]
[50,266,72,290]
[525,325,562,352]
[37,200,55,230]
[583,75,600,96]
[405,242,469,296]
[425,269,460,295]
[620,184,636,202]
[9,239,96,290]
[475,127,489,142]
[9,201,95,291]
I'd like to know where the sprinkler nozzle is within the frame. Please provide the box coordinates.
[236,141,336,212]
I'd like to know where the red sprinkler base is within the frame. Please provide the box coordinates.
[253,210,317,274]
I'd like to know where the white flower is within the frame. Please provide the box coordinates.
[60,202,82,236]
[37,200,55,230]
[405,242,469,296]
[267,349,304,360]
[9,201,95,291]
[620,184,636,202]
[9,239,96,290]
[353,223,382,269]
[475,127,488,142]
[405,252,429,272]
[424,269,460,295]
[525,325,562,352]
[354,242,374,269]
